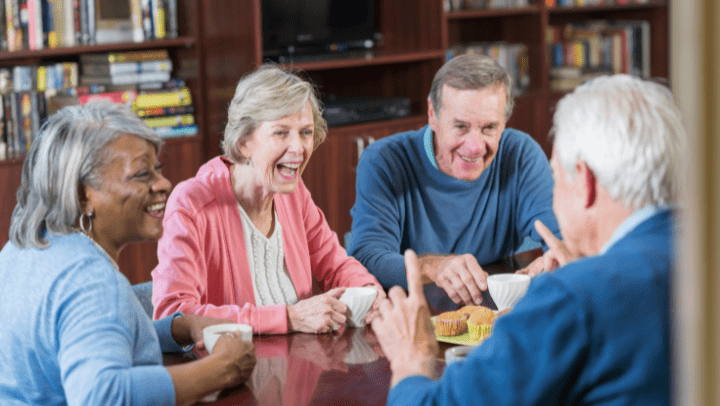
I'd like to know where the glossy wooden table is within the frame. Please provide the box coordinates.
[165,249,542,405]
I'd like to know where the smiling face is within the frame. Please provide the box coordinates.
[428,84,507,181]
[84,134,171,258]
[239,101,315,196]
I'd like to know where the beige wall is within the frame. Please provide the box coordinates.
[672,0,720,404]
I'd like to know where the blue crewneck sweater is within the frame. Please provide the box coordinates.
[349,125,559,289]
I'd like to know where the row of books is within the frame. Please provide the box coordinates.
[0,83,197,161]
[80,48,172,86]
[546,20,650,91]
[547,0,657,6]
[446,42,530,95]
[0,0,178,52]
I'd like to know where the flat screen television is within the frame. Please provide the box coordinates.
[262,0,378,62]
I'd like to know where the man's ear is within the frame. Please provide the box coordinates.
[575,161,596,209]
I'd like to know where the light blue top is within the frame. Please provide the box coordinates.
[0,232,186,406]
[388,208,674,405]
[350,125,560,289]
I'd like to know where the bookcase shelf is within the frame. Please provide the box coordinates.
[280,49,447,72]
[548,1,667,14]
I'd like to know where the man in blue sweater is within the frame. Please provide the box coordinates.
[349,54,560,303]
[371,74,680,405]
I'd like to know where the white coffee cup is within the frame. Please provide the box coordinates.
[203,323,253,354]
[339,287,378,327]
[445,345,474,365]
[487,273,531,311]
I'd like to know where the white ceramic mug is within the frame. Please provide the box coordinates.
[203,323,253,354]
[487,273,531,311]
[445,345,474,365]
[339,287,378,327]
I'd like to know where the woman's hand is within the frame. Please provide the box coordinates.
[287,287,348,333]
[211,333,257,385]
[171,314,236,351]
[364,284,386,324]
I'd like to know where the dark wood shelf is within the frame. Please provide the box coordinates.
[0,37,195,61]
[280,49,445,72]
[446,6,542,19]
[548,1,667,14]
[327,114,428,133]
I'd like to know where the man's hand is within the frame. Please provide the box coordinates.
[372,250,439,388]
[364,283,387,324]
[287,287,348,333]
[421,254,487,305]
[517,220,574,277]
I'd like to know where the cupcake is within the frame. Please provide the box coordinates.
[434,311,469,336]
[467,307,495,341]
[457,305,487,317]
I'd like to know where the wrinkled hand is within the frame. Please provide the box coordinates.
[290,332,351,372]
[517,220,574,277]
[211,332,256,385]
[364,284,386,324]
[430,254,487,305]
[372,250,439,388]
[288,287,348,333]
[171,314,234,350]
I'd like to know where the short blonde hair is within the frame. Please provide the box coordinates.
[222,65,327,162]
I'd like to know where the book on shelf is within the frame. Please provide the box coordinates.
[133,86,191,110]
[80,48,170,64]
[142,112,193,128]
[80,70,171,86]
[135,103,192,117]
[94,0,133,44]
[153,123,197,138]
[81,58,172,76]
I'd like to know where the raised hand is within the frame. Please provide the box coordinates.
[287,287,348,333]
[518,220,574,277]
[372,250,439,388]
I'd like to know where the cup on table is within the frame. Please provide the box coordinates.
[203,323,253,354]
[339,287,378,328]
[445,345,474,365]
[487,273,531,311]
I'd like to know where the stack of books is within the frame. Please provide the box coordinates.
[80,49,172,87]
[0,0,178,51]
[446,42,530,95]
[546,20,650,91]
[133,86,197,139]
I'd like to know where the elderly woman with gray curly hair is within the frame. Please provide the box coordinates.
[152,65,385,334]
[0,101,255,406]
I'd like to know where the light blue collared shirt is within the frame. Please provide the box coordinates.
[599,206,668,255]
[423,126,438,168]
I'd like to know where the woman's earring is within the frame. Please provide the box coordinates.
[79,211,93,235]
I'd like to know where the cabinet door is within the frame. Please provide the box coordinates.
[302,116,428,245]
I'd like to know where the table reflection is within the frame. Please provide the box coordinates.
[247,327,389,406]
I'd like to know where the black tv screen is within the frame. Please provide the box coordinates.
[262,0,377,60]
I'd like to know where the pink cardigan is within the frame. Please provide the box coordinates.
[151,157,379,334]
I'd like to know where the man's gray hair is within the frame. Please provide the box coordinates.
[222,64,327,163]
[428,54,515,121]
[552,74,684,210]
[10,100,162,249]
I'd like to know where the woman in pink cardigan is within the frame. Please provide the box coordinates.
[152,65,385,335]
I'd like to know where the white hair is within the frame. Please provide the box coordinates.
[552,74,684,210]
[10,100,162,249]
[222,64,327,163]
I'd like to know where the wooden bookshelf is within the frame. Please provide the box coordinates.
[0,0,670,283]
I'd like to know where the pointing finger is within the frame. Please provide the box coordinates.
[535,220,562,251]
[404,249,424,298]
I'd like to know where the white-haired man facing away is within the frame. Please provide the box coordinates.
[371,74,682,406]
